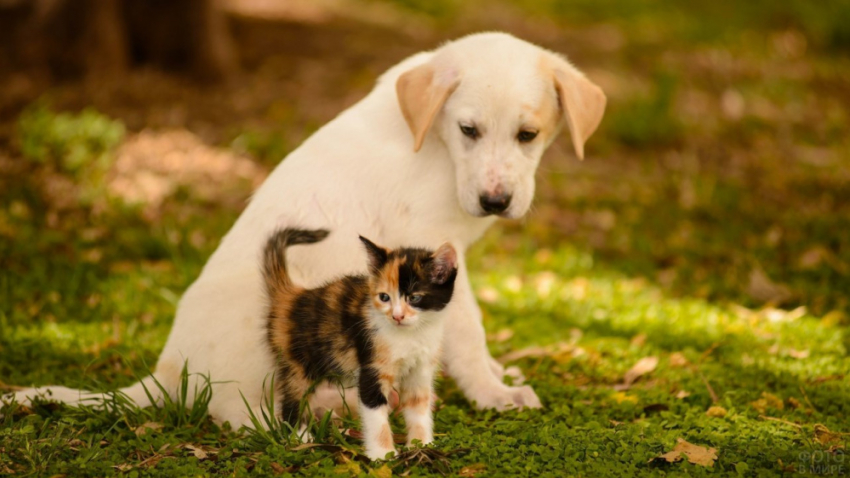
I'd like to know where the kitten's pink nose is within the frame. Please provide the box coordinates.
[392,314,404,324]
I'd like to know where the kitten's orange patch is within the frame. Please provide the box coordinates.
[408,424,428,442]
[336,348,358,372]
[379,259,400,292]
[322,281,346,312]
[269,315,293,359]
[401,301,416,319]
[271,285,301,323]
[401,394,430,410]
[376,255,408,293]
[377,424,394,450]
[373,339,392,366]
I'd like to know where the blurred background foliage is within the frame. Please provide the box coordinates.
[1,0,846,317]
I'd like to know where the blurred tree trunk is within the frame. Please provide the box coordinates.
[0,0,238,81]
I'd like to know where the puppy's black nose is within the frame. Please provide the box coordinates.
[479,193,512,215]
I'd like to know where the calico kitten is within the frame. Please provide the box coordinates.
[263,228,458,460]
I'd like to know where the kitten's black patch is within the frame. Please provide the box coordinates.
[390,248,458,312]
[359,366,389,409]
[359,236,388,273]
[277,362,302,425]
[263,228,329,295]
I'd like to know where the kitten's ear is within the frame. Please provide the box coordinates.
[431,243,458,284]
[359,236,389,273]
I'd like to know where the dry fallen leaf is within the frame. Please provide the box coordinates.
[134,421,163,437]
[612,392,638,404]
[498,346,547,364]
[814,424,844,446]
[747,267,791,304]
[477,286,499,304]
[668,352,689,368]
[614,356,658,390]
[821,310,847,327]
[498,342,574,364]
[459,463,487,477]
[797,246,828,269]
[504,276,523,292]
[751,392,784,413]
[655,438,718,467]
[183,444,208,460]
[675,390,691,399]
[372,464,393,478]
[490,329,514,343]
[181,443,217,460]
[534,271,558,298]
[763,306,806,323]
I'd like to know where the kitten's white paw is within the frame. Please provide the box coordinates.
[365,445,396,461]
[471,384,542,411]
[297,425,314,443]
[406,436,434,448]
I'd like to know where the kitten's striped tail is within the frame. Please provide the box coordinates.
[263,228,330,296]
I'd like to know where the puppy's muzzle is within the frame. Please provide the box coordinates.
[479,192,512,215]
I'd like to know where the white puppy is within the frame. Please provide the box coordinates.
[7,32,606,427]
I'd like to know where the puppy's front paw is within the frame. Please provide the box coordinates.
[503,366,526,385]
[472,384,542,411]
[487,358,526,385]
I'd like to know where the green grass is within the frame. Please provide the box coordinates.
[2,0,850,476]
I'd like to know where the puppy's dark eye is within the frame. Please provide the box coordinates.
[460,124,479,139]
[517,130,538,143]
[409,294,423,305]
[379,293,390,303]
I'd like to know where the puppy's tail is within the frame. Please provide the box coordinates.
[263,228,330,297]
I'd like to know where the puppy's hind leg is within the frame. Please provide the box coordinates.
[4,370,176,411]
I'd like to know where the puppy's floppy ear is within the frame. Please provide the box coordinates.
[396,62,461,152]
[359,236,389,273]
[430,242,458,285]
[547,56,607,160]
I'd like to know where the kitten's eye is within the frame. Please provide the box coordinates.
[409,294,423,305]
[459,124,479,139]
[517,130,538,143]
[378,293,391,303]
